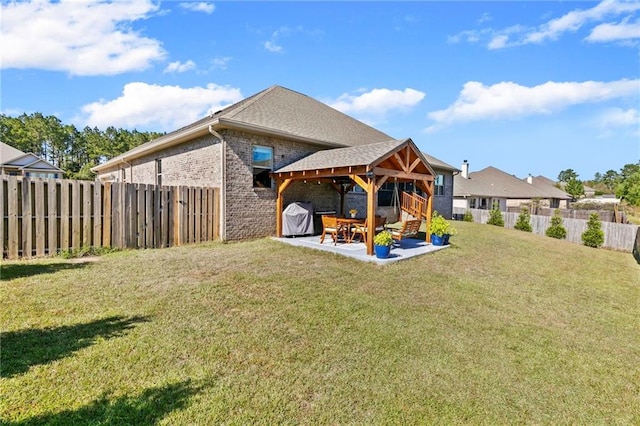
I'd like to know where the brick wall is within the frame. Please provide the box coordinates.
[96,135,223,188]
[432,170,454,219]
[222,129,335,240]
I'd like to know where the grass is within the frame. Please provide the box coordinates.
[1,222,639,424]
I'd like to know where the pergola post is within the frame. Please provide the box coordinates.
[275,178,292,237]
[366,176,376,255]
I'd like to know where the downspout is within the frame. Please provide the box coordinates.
[121,159,133,182]
[209,125,227,241]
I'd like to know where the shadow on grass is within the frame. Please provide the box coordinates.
[1,316,149,378]
[0,262,90,281]
[5,380,201,426]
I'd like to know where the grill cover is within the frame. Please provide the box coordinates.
[282,202,314,236]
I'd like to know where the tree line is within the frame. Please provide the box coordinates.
[557,163,640,206]
[0,113,164,180]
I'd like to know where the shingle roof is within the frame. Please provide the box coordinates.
[421,153,459,172]
[454,166,569,199]
[221,85,393,147]
[524,175,571,199]
[275,139,408,173]
[0,141,26,163]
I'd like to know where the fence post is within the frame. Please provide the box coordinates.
[21,178,32,259]
[103,182,112,248]
[35,180,45,256]
[48,179,58,255]
[93,182,102,248]
[7,177,18,259]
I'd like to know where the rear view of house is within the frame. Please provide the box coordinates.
[92,85,456,249]
[0,142,63,179]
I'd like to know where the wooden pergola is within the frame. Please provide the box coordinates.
[272,139,436,255]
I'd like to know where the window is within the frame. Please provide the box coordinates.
[469,198,476,209]
[155,159,162,187]
[253,145,273,188]
[377,181,422,206]
[435,174,445,196]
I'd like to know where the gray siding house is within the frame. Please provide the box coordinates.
[92,85,456,241]
[1,142,63,179]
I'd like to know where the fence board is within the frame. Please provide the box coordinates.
[21,178,32,259]
[83,182,92,247]
[71,180,81,249]
[7,178,18,259]
[35,180,45,256]
[145,185,153,248]
[48,179,58,255]
[103,182,112,248]
[93,182,102,248]
[2,177,219,258]
[60,181,69,250]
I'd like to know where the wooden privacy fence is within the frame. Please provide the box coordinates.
[1,177,220,259]
[453,207,639,252]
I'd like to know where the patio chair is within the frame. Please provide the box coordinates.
[388,219,422,245]
[349,216,387,244]
[320,215,344,245]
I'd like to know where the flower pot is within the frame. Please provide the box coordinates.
[350,213,356,218]
[374,244,391,258]
[431,234,445,246]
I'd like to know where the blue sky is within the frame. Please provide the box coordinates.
[1,0,639,181]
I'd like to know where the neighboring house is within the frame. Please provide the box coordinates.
[453,161,571,212]
[0,142,63,179]
[92,85,456,246]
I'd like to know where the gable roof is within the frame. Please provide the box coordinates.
[0,142,63,173]
[455,166,570,199]
[273,138,436,182]
[93,85,393,172]
[1,141,27,163]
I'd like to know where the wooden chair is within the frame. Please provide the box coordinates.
[320,215,344,245]
[388,219,422,245]
[349,216,387,244]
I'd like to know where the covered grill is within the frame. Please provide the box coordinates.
[282,202,314,236]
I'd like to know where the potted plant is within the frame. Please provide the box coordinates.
[349,208,358,218]
[428,211,452,246]
[373,230,394,258]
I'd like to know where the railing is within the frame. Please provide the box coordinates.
[1,176,220,259]
[401,191,429,219]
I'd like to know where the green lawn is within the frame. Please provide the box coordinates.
[1,222,639,424]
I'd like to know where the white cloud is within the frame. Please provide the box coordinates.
[78,82,243,131]
[211,56,232,70]
[264,40,283,53]
[426,79,640,132]
[586,18,640,42]
[0,0,166,76]
[449,0,640,49]
[524,0,640,44]
[478,13,492,24]
[328,88,425,121]
[163,60,196,73]
[488,35,508,49]
[598,107,640,127]
[179,2,215,14]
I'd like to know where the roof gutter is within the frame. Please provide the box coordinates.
[92,119,221,173]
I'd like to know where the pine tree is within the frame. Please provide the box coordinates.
[487,202,504,227]
[514,207,532,232]
[582,213,605,248]
[545,209,567,239]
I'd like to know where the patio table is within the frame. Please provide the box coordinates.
[337,218,366,243]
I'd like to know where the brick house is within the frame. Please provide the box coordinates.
[92,85,457,248]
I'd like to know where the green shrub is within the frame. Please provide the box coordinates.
[582,213,605,248]
[429,211,452,237]
[373,230,394,247]
[514,207,532,232]
[487,202,504,227]
[463,210,473,222]
[545,209,567,239]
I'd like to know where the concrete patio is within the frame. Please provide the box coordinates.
[272,234,449,264]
